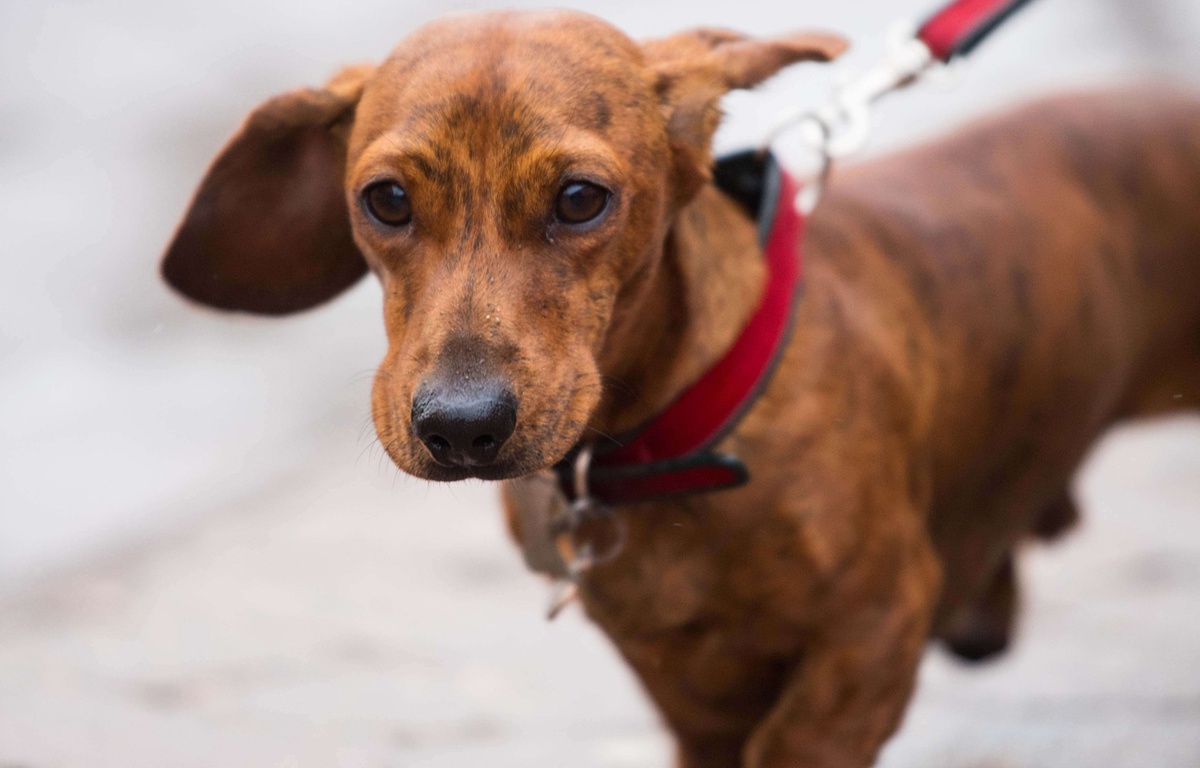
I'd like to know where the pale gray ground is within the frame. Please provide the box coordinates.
[2,0,1199,765]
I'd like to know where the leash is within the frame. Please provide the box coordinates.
[517,0,1039,619]
[764,0,1039,212]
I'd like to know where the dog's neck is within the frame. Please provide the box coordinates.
[593,182,767,436]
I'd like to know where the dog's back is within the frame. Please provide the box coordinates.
[806,89,1200,618]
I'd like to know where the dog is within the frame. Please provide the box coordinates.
[160,9,1200,767]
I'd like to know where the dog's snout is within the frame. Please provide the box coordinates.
[411,382,517,468]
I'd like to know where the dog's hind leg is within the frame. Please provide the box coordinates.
[1030,490,1080,542]
[941,487,1081,663]
[941,553,1018,663]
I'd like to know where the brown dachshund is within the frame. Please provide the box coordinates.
[161,9,1200,767]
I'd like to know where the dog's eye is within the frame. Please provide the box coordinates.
[555,181,610,225]
[363,181,412,226]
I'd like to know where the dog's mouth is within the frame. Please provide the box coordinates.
[413,456,547,483]
[398,434,574,483]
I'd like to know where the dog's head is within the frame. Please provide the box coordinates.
[162,10,844,481]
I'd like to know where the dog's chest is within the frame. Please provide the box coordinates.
[571,501,823,648]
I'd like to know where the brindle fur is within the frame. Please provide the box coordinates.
[161,11,1200,767]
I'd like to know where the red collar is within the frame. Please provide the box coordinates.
[558,152,804,506]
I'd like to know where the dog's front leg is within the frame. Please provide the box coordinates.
[743,520,941,768]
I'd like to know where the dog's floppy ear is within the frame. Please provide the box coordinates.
[161,65,375,315]
[643,29,847,202]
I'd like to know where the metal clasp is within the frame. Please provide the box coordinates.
[761,23,948,212]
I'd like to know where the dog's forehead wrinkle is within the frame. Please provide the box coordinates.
[399,8,639,60]
[382,30,646,133]
[396,95,550,177]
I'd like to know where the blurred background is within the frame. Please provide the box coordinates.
[1,0,1199,765]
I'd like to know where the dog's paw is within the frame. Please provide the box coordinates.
[943,620,1011,663]
[1031,493,1080,542]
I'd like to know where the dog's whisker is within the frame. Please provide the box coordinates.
[347,368,380,385]
[583,424,619,445]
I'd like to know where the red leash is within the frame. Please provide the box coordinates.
[918,0,1038,62]
[764,0,1038,212]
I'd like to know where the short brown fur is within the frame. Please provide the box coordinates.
[162,11,1200,767]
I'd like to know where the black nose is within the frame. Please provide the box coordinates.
[411,381,517,467]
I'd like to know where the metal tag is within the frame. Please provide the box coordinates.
[505,447,628,620]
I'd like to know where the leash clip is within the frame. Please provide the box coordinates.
[762,23,948,212]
